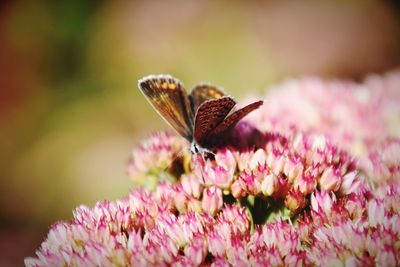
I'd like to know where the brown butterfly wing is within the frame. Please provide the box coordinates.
[208,100,263,138]
[138,75,194,140]
[194,96,236,147]
[189,84,226,113]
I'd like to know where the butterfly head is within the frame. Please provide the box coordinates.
[190,140,215,161]
[190,141,199,154]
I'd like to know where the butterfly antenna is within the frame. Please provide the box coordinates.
[198,154,206,184]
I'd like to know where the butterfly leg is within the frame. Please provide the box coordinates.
[197,154,206,184]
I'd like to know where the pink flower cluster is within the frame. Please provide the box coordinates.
[25,182,400,266]
[250,69,400,156]
[26,70,400,266]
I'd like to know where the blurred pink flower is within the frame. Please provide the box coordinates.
[127,132,189,185]
[26,70,400,266]
[250,70,400,154]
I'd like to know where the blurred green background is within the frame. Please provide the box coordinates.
[0,0,399,265]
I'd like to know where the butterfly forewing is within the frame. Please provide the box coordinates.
[208,100,263,138]
[189,84,226,113]
[194,97,236,147]
[138,75,194,140]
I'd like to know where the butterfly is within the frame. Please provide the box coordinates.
[138,74,263,158]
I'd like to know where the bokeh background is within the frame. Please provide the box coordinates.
[1,0,399,265]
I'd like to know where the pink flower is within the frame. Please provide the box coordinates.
[157,213,187,247]
[200,160,234,189]
[284,155,304,182]
[208,229,226,257]
[285,189,306,214]
[183,235,207,265]
[376,246,397,267]
[180,174,202,198]
[338,171,360,195]
[367,199,385,227]
[236,171,261,195]
[311,190,336,215]
[218,205,250,234]
[127,132,188,183]
[201,186,223,215]
[319,167,342,191]
[215,148,237,173]
[260,173,277,196]
[294,173,317,195]
[26,70,400,266]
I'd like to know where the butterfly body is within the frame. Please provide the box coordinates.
[138,74,263,157]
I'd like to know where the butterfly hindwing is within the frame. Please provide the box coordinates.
[208,100,263,138]
[189,84,226,113]
[194,96,236,147]
[138,75,194,140]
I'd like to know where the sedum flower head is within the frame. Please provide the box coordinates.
[27,70,400,266]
